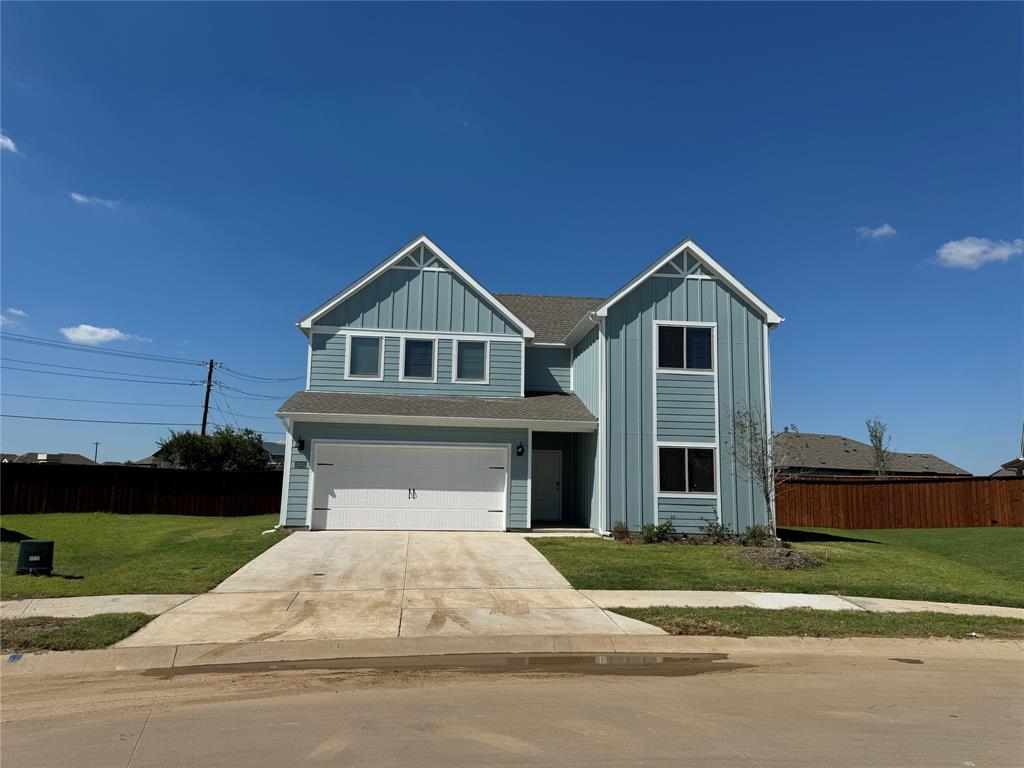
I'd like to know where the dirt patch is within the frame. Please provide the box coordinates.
[736,547,821,570]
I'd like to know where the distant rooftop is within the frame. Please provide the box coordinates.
[775,432,969,476]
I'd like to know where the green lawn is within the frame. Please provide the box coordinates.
[1,513,289,600]
[529,527,1024,607]
[1,613,156,653]
[613,606,1024,640]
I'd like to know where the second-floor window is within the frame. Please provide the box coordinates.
[402,338,436,381]
[657,325,714,371]
[454,340,488,383]
[346,335,382,379]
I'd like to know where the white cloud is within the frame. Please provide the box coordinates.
[59,324,148,345]
[0,132,17,153]
[6,307,27,317]
[857,223,897,240]
[0,307,27,326]
[69,192,119,209]
[935,237,1024,270]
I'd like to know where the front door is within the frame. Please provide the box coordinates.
[531,449,562,523]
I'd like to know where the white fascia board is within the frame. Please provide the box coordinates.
[297,235,536,338]
[593,238,783,326]
[277,411,598,432]
[562,313,599,349]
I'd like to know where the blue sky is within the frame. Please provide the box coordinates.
[1,2,1021,472]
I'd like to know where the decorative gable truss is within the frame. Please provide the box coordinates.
[652,251,715,279]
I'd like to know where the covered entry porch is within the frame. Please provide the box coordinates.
[530,430,599,530]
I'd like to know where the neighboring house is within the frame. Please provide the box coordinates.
[277,234,782,533]
[14,452,97,466]
[774,432,970,477]
[134,453,176,469]
[1,453,16,463]
[991,426,1024,477]
[263,441,286,470]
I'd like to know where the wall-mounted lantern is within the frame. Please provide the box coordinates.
[516,442,525,457]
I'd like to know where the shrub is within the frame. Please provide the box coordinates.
[740,524,773,548]
[611,522,631,541]
[655,520,677,542]
[701,519,734,545]
[639,524,659,544]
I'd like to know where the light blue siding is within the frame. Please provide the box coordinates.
[571,326,600,415]
[531,431,598,528]
[657,498,719,533]
[309,334,522,397]
[317,259,519,335]
[283,423,529,528]
[605,273,769,532]
[524,347,571,393]
[656,373,715,441]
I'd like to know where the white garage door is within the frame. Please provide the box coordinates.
[311,443,509,531]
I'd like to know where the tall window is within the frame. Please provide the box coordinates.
[402,339,435,380]
[347,336,382,378]
[658,447,716,493]
[455,340,487,382]
[657,325,713,371]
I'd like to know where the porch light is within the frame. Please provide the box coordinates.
[516,442,525,457]
[296,439,305,452]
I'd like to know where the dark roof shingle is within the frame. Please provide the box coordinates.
[774,432,969,476]
[278,391,597,423]
[493,294,604,344]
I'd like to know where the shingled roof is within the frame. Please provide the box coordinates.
[493,294,604,344]
[278,390,597,424]
[774,432,969,476]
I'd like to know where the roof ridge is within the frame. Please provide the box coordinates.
[494,292,606,301]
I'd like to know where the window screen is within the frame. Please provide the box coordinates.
[685,327,713,370]
[687,448,715,492]
[658,326,686,369]
[658,447,687,492]
[456,341,486,381]
[348,336,381,377]
[403,339,434,379]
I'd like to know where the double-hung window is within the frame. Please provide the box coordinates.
[454,340,488,383]
[657,325,714,371]
[402,338,436,381]
[346,335,382,379]
[658,446,716,494]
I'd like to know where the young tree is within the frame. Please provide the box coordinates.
[156,426,269,471]
[729,407,800,540]
[865,417,892,478]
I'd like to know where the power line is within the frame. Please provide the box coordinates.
[1,365,201,386]
[213,382,290,400]
[2,414,201,426]
[1,357,200,381]
[1,393,201,408]
[0,332,206,366]
[217,365,304,383]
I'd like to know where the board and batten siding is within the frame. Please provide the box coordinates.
[571,326,600,416]
[317,262,519,335]
[282,423,529,528]
[523,347,571,394]
[309,334,522,397]
[605,256,769,533]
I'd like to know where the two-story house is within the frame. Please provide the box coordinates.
[277,234,782,534]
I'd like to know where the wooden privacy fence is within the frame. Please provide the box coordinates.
[775,476,1024,529]
[1,463,283,517]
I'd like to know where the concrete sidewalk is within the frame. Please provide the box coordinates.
[582,590,1024,619]
[1,594,195,620]
[3,632,1021,679]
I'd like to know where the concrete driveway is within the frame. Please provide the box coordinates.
[120,532,660,646]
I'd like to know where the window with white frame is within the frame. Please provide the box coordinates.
[454,340,488,383]
[658,446,716,494]
[657,325,714,371]
[346,336,382,379]
[402,338,435,380]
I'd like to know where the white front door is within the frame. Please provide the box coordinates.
[531,449,562,522]
[311,443,508,531]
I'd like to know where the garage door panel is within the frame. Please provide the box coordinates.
[312,443,508,531]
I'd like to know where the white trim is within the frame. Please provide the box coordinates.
[308,439,511,532]
[654,442,719,499]
[562,313,599,350]
[452,338,490,385]
[298,235,536,338]
[594,239,783,326]
[653,319,717,375]
[519,338,526,398]
[280,411,598,432]
[305,338,312,390]
[526,428,533,529]
[310,325,515,343]
[278,426,294,526]
[399,337,437,383]
[531,342,569,347]
[343,332,386,382]
[763,323,775,534]
[598,317,608,533]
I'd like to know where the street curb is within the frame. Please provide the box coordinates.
[3,634,1021,678]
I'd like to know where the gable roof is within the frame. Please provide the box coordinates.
[15,452,97,465]
[594,238,783,326]
[774,432,969,476]
[299,235,535,338]
[493,294,605,344]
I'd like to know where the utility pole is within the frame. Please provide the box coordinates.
[92,442,100,463]
[201,359,215,436]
